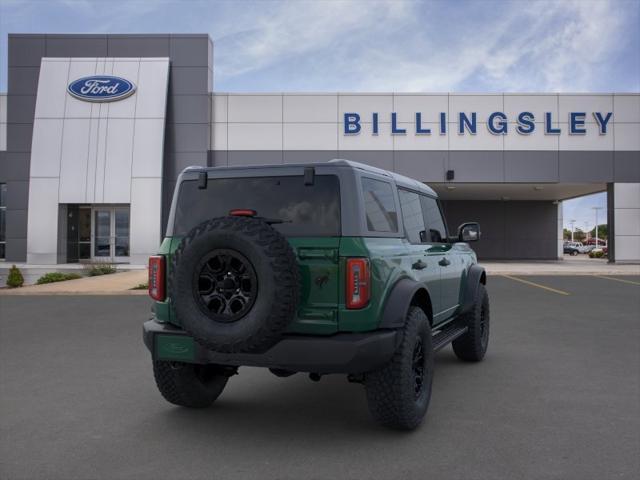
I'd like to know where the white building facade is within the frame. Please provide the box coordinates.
[0,34,638,264]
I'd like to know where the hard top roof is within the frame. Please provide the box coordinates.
[184,159,437,197]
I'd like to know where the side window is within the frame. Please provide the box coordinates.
[398,189,426,244]
[420,195,447,243]
[361,177,398,233]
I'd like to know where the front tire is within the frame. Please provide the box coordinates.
[452,283,490,362]
[153,361,229,408]
[364,307,434,430]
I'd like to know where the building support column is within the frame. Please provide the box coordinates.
[609,183,640,263]
[557,200,564,260]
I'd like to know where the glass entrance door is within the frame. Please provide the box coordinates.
[113,208,130,259]
[78,207,92,260]
[94,209,111,258]
[65,205,92,263]
[92,207,130,262]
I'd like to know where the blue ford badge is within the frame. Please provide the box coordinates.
[67,76,136,102]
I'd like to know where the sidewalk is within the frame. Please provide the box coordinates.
[482,257,640,276]
[0,270,148,295]
[1,257,637,296]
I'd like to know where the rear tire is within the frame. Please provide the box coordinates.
[153,361,228,408]
[364,307,434,430]
[452,283,490,362]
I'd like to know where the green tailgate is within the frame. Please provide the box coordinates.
[153,235,414,335]
[286,237,340,334]
[154,236,341,334]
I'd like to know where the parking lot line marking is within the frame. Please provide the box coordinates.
[500,275,571,296]
[594,275,640,286]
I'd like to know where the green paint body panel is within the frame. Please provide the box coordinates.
[153,233,476,335]
[155,334,196,362]
[154,236,342,334]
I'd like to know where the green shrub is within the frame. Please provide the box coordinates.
[589,250,605,259]
[6,265,24,288]
[84,263,117,276]
[36,272,82,284]
[132,282,148,290]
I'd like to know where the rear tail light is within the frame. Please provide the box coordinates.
[149,255,166,301]
[346,258,370,309]
[229,209,257,217]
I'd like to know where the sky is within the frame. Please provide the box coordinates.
[1,0,638,230]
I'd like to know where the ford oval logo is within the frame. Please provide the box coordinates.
[67,76,136,102]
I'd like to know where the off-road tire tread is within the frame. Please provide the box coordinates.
[365,307,433,430]
[452,283,490,362]
[169,216,300,353]
[153,361,228,408]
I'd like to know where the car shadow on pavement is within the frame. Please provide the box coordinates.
[143,352,462,443]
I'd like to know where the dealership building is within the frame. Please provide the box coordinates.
[0,33,638,266]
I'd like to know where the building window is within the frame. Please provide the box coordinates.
[0,183,6,259]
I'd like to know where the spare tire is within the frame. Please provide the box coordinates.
[169,216,300,353]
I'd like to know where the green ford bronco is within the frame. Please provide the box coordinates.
[143,160,489,430]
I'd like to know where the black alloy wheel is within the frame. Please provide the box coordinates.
[194,249,257,322]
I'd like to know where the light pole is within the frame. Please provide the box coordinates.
[592,207,604,247]
[570,219,576,242]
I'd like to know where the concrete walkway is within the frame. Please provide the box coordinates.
[0,270,148,295]
[0,257,637,295]
[483,257,639,276]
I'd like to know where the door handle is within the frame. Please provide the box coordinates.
[412,260,427,270]
[438,257,451,267]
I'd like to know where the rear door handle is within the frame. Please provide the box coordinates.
[438,257,451,267]
[412,260,427,270]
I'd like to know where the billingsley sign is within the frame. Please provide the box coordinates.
[343,111,613,135]
[68,76,136,102]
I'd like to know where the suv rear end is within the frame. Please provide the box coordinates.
[150,162,377,335]
[143,160,489,430]
[145,161,399,372]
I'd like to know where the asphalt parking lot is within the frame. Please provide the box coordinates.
[1,275,639,480]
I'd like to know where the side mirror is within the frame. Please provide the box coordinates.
[458,222,481,242]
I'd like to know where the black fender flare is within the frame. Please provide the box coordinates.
[379,278,433,329]
[460,264,486,314]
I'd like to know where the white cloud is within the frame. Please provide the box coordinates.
[213,0,413,80]
[212,0,636,92]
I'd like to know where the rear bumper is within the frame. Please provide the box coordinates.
[143,320,399,374]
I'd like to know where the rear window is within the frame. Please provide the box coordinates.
[173,175,341,237]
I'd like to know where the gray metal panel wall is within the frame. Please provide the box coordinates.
[162,34,212,231]
[441,200,559,260]
[2,34,213,260]
[4,34,43,260]
[217,149,640,184]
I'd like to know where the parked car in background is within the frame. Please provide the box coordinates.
[585,238,607,246]
[564,244,580,256]
[590,245,608,257]
[564,242,583,255]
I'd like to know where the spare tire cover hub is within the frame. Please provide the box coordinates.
[194,249,257,323]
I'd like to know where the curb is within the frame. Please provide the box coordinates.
[0,289,149,296]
